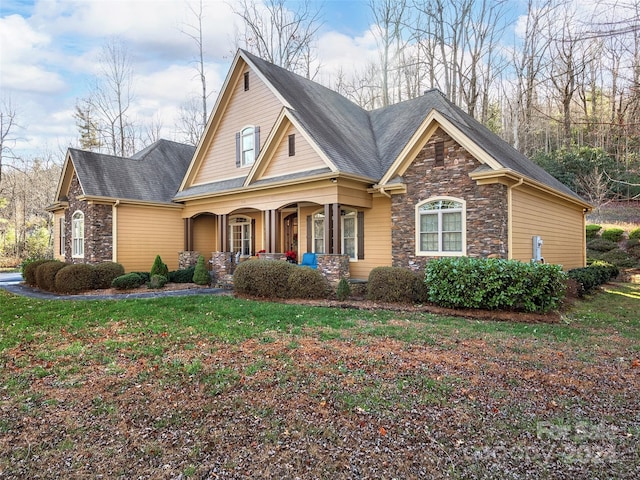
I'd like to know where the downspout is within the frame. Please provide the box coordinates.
[507,177,524,260]
[112,200,120,262]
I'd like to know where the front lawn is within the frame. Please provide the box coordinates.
[1,283,638,478]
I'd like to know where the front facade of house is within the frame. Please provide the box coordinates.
[48,50,591,278]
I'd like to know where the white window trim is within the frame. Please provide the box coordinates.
[72,210,84,258]
[59,217,66,256]
[311,210,325,254]
[229,215,252,257]
[341,209,358,261]
[240,125,255,167]
[415,196,466,257]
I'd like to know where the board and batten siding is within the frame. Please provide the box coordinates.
[115,205,184,272]
[259,125,326,180]
[192,64,283,185]
[511,186,586,269]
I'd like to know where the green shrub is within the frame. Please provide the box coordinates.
[586,238,618,252]
[192,255,210,285]
[336,277,351,301]
[23,258,50,286]
[627,242,640,259]
[600,248,638,267]
[54,264,95,294]
[148,274,168,289]
[150,255,169,278]
[132,271,151,283]
[585,224,602,239]
[568,261,618,296]
[367,266,421,304]
[629,228,640,240]
[425,257,566,313]
[288,267,328,299]
[233,260,295,298]
[601,227,625,242]
[35,261,68,291]
[93,262,125,289]
[169,266,195,283]
[112,273,146,290]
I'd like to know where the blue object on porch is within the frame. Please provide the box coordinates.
[300,252,318,269]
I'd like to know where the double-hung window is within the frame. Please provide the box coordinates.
[72,211,84,258]
[236,126,260,167]
[416,197,465,255]
[312,211,325,254]
[341,209,357,260]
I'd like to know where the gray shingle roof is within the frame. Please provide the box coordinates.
[69,139,195,203]
[243,50,584,202]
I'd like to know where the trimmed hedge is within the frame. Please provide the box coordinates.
[585,224,602,239]
[601,227,625,242]
[425,257,567,313]
[288,267,328,299]
[93,262,125,289]
[568,261,619,296]
[586,238,618,252]
[132,272,151,283]
[169,266,195,283]
[54,264,95,294]
[367,266,424,304]
[35,261,68,291]
[233,260,296,298]
[112,273,146,290]
[23,259,51,287]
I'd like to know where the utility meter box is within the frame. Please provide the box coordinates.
[532,235,543,262]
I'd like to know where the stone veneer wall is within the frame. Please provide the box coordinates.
[392,127,508,272]
[178,251,201,269]
[316,254,350,284]
[65,174,113,265]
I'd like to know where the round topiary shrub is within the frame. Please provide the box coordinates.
[601,227,625,243]
[629,228,640,241]
[367,266,420,304]
[35,261,68,292]
[93,261,125,289]
[587,238,618,252]
[54,264,95,294]
[23,258,51,286]
[288,266,328,299]
[112,273,146,290]
[233,259,295,298]
[169,266,195,283]
[585,224,602,239]
[150,255,169,279]
[192,255,211,286]
[148,274,168,289]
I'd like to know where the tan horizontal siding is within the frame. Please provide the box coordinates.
[194,65,282,185]
[261,125,326,179]
[350,196,392,280]
[115,205,184,272]
[511,186,586,269]
[193,215,217,256]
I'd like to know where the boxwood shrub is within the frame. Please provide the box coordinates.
[585,224,602,239]
[233,260,295,298]
[54,264,95,294]
[568,261,619,296]
[367,266,424,304]
[601,227,625,242]
[35,261,68,291]
[192,255,211,286]
[93,261,125,289]
[112,272,146,290]
[425,257,567,313]
[148,274,168,289]
[169,266,196,283]
[288,267,328,299]
[23,258,51,286]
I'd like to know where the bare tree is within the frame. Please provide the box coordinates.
[74,100,101,151]
[178,97,207,146]
[0,98,20,186]
[230,0,323,78]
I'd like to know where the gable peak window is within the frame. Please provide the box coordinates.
[243,71,250,91]
[434,139,445,167]
[288,133,295,157]
[416,197,465,256]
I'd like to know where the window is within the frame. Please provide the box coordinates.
[288,134,295,156]
[416,197,465,256]
[243,71,249,91]
[341,209,357,259]
[72,211,84,258]
[434,139,445,167]
[312,211,325,254]
[229,216,251,256]
[59,217,65,256]
[236,126,260,167]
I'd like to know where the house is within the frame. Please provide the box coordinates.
[47,49,591,280]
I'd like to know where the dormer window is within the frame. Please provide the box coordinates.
[236,126,260,167]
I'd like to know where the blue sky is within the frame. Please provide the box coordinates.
[0,0,382,160]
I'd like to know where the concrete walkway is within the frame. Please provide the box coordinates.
[0,272,227,301]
